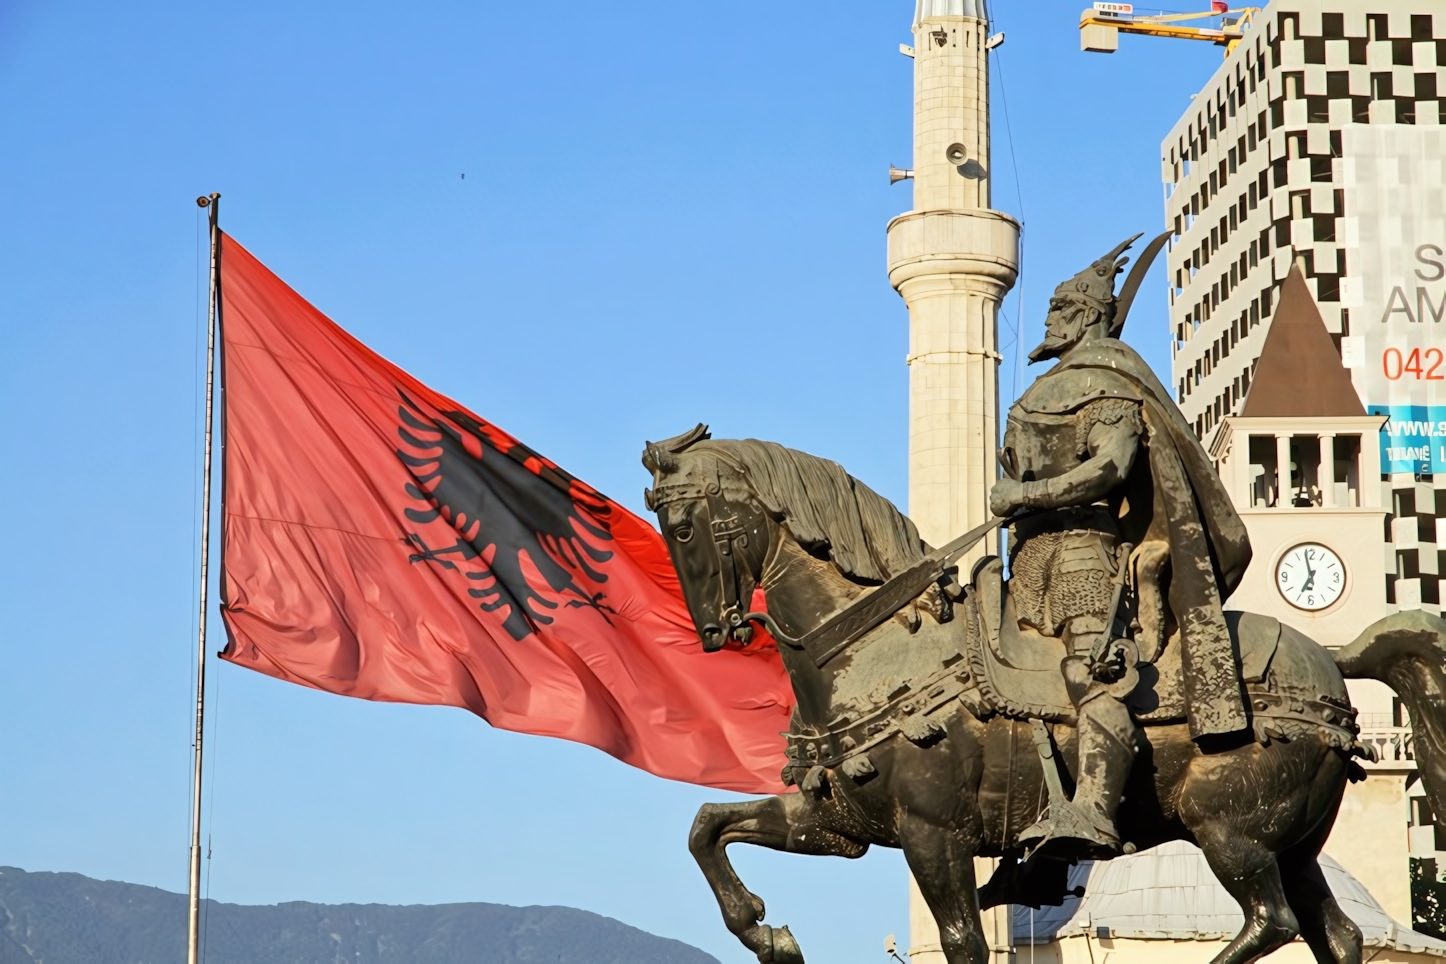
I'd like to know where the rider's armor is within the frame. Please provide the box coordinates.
[1002,397,1142,653]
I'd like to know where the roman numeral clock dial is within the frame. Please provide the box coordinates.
[1276,543,1346,612]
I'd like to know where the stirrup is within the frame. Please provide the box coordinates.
[1018,802,1122,860]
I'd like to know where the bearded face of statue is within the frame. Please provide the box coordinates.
[1028,295,1107,363]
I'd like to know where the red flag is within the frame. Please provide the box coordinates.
[1211,1,1228,12]
[217,234,792,793]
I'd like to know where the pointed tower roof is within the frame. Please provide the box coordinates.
[1238,264,1365,418]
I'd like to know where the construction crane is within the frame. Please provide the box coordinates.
[1080,3,1261,56]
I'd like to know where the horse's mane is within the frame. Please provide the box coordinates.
[691,438,927,584]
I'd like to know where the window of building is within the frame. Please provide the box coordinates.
[1367,14,1388,42]
[1284,72,1305,100]
[1322,12,1344,39]
[1304,37,1325,64]
[1372,72,1393,100]
[1327,71,1349,98]
[1349,37,1367,64]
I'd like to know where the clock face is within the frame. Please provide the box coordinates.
[1276,543,1346,611]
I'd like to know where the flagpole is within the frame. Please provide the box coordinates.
[189,191,221,964]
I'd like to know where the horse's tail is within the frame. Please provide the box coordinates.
[1335,610,1446,821]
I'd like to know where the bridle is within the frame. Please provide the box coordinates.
[646,475,794,650]
[649,470,1011,662]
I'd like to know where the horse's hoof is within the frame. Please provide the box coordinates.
[769,925,804,964]
[750,892,766,921]
[757,924,803,959]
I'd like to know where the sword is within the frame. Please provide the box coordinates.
[740,514,1013,668]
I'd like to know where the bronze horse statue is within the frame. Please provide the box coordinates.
[641,428,1446,964]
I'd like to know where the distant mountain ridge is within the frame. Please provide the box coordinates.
[0,866,719,964]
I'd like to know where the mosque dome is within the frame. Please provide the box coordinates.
[1013,841,1446,957]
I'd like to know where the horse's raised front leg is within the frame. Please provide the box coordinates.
[899,816,987,964]
[689,792,867,964]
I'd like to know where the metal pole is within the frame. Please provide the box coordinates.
[188,191,220,964]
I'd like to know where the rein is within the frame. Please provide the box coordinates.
[747,513,1011,667]
[650,476,1015,668]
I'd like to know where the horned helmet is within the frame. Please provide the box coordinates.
[1028,233,1142,363]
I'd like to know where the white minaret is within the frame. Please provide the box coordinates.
[886,1,1019,961]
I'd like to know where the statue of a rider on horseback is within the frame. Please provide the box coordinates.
[644,233,1446,964]
[988,235,1252,858]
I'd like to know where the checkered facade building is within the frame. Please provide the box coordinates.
[1163,3,1446,614]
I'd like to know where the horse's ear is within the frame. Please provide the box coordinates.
[650,423,711,455]
[641,441,679,475]
[665,423,711,453]
[643,487,656,511]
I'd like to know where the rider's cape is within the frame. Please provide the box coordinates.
[1016,337,1252,739]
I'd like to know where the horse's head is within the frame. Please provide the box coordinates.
[642,425,933,654]
[642,425,772,651]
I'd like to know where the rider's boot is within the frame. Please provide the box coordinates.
[1018,659,1138,859]
[1068,689,1137,850]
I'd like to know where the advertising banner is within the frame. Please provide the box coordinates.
[1341,127,1446,474]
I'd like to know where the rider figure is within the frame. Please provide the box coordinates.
[990,240,1141,857]
[989,237,1252,858]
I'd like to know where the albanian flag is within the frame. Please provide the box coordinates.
[217,234,792,793]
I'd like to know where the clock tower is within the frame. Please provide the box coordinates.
[1212,264,1387,646]
[1212,263,1411,921]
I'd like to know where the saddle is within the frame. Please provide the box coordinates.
[958,556,1283,728]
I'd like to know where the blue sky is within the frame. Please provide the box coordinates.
[0,3,1224,960]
